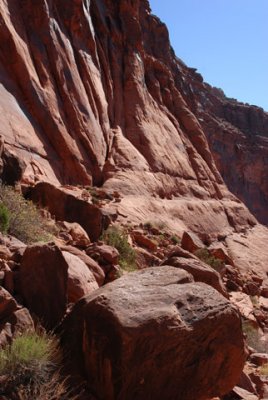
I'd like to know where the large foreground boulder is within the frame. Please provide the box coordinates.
[61,266,246,400]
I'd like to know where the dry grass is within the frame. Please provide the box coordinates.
[0,185,55,243]
[0,331,79,399]
[242,320,268,353]
[260,363,268,376]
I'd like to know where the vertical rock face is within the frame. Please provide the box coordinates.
[174,64,268,224]
[0,0,221,193]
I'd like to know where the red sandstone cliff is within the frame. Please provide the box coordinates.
[0,0,267,274]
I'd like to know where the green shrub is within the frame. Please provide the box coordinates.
[194,248,224,272]
[170,235,180,244]
[0,331,78,399]
[0,332,59,392]
[0,203,10,233]
[0,185,54,243]
[101,226,137,272]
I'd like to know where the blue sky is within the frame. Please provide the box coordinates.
[149,0,268,111]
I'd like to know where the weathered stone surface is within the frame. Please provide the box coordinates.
[0,286,34,347]
[181,231,204,253]
[58,221,91,248]
[166,245,198,260]
[261,285,268,298]
[60,245,105,286]
[0,245,12,261]
[29,182,110,241]
[162,256,227,297]
[61,267,245,400]
[20,243,68,328]
[20,243,99,328]
[131,231,158,251]
[229,292,256,322]
[208,244,234,266]
[237,371,257,396]
[62,251,98,304]
[86,244,119,266]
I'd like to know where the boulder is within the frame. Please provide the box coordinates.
[0,286,34,347]
[29,182,110,241]
[62,251,98,304]
[0,245,12,261]
[61,266,245,400]
[243,282,260,297]
[0,234,26,263]
[86,243,119,266]
[20,243,68,328]
[229,292,255,322]
[208,245,234,266]
[131,231,157,251]
[60,245,105,286]
[260,282,268,298]
[166,245,198,260]
[58,221,91,248]
[20,243,99,328]
[162,256,227,297]
[135,247,161,268]
[1,148,26,185]
[181,231,204,253]
[237,371,257,395]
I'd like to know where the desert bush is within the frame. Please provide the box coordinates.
[0,331,79,400]
[0,185,54,243]
[194,248,224,272]
[170,235,180,244]
[0,331,59,394]
[0,331,58,375]
[101,226,137,272]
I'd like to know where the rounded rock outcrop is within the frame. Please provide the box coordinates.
[61,266,246,400]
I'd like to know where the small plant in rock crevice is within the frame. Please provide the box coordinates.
[101,226,137,272]
[194,248,224,272]
[170,235,180,244]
